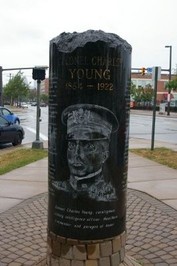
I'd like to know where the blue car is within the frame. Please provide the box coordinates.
[0,106,20,124]
[0,116,25,146]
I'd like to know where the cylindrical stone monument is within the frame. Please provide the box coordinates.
[47,30,132,265]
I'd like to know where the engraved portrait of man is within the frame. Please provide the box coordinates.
[52,104,119,202]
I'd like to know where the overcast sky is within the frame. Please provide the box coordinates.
[0,0,176,85]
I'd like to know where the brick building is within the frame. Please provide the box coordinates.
[40,78,49,94]
[131,72,177,103]
[41,73,177,103]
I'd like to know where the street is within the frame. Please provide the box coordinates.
[130,111,177,144]
[22,106,177,146]
[1,105,177,149]
[19,105,48,145]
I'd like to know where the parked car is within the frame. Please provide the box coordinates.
[170,100,177,107]
[0,116,25,146]
[31,102,37,106]
[0,106,20,124]
[21,103,28,108]
[17,102,28,109]
[40,102,47,107]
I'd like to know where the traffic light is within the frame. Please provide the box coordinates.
[32,67,46,80]
[141,67,145,76]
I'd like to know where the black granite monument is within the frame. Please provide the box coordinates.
[48,30,132,242]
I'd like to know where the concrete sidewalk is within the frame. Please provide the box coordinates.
[0,157,48,214]
[0,150,177,214]
[0,139,177,265]
[128,152,177,210]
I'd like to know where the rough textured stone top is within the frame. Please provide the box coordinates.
[50,30,132,53]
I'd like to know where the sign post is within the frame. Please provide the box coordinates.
[32,67,46,149]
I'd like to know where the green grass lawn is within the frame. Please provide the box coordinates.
[0,148,48,175]
[130,147,177,169]
[0,147,176,176]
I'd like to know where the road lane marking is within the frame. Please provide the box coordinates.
[24,126,48,140]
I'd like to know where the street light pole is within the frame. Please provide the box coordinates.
[165,45,172,116]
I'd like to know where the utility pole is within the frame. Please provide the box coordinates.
[151,67,159,150]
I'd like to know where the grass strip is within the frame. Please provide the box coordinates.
[130,147,177,169]
[0,148,48,175]
[1,147,177,175]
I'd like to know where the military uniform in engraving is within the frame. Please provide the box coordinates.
[53,104,119,202]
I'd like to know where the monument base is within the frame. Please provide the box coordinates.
[121,255,142,266]
[46,231,141,266]
[35,254,142,266]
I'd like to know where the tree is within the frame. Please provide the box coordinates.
[142,84,153,102]
[40,93,48,104]
[28,88,37,102]
[130,82,153,103]
[130,82,136,99]
[3,72,30,105]
[164,75,177,115]
[165,78,177,92]
[130,82,143,102]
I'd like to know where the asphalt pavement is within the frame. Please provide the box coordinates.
[0,135,177,265]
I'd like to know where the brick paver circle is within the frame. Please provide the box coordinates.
[0,189,177,265]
